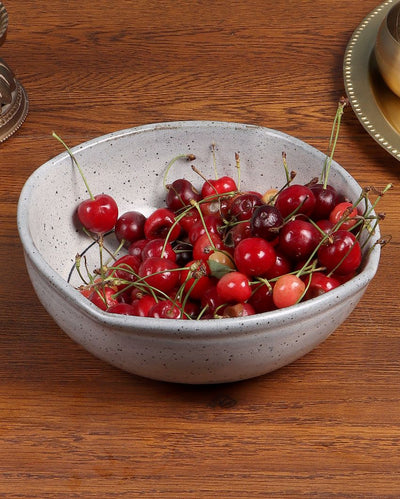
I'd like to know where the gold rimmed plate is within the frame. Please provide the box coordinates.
[344,0,400,160]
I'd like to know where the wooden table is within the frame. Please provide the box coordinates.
[1,1,399,496]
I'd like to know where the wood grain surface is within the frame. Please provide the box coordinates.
[1,0,399,497]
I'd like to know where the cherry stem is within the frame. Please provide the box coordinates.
[52,131,95,200]
[211,142,218,179]
[235,152,241,191]
[191,165,220,197]
[321,97,348,189]
[75,254,89,285]
[282,152,291,184]
[295,261,316,304]
[163,153,196,190]
[190,199,216,248]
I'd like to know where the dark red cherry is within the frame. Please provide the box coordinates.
[302,272,340,300]
[228,193,264,221]
[234,237,276,276]
[224,220,252,248]
[166,178,201,212]
[278,219,321,261]
[251,204,283,241]
[275,184,316,218]
[115,210,146,246]
[128,238,148,260]
[262,250,292,279]
[317,230,362,275]
[106,303,137,316]
[200,285,226,314]
[316,219,334,235]
[309,183,338,220]
[172,240,193,267]
[248,282,276,314]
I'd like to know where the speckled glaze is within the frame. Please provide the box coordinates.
[17,121,381,384]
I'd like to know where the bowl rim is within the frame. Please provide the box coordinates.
[17,120,381,337]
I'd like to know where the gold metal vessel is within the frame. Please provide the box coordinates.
[0,2,29,143]
[375,2,400,97]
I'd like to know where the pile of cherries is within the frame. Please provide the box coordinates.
[73,150,384,320]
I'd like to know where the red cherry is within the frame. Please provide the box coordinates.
[138,257,180,293]
[216,271,252,303]
[178,208,201,234]
[302,272,340,300]
[142,238,176,262]
[180,260,213,300]
[131,294,157,316]
[106,303,137,315]
[144,208,181,241]
[201,196,231,218]
[89,285,119,311]
[316,219,334,235]
[77,193,118,234]
[192,233,226,261]
[275,184,316,219]
[114,211,146,246]
[128,238,148,260]
[201,176,237,199]
[317,230,362,275]
[200,285,226,314]
[234,237,276,276]
[148,299,184,319]
[222,302,255,318]
[188,214,222,245]
[329,201,358,230]
[108,254,140,284]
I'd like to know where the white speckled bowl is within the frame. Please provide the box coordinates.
[17,121,381,384]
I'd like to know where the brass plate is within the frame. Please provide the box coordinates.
[344,0,400,161]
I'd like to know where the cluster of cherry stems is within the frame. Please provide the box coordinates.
[56,104,390,320]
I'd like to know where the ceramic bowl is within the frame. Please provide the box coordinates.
[17,121,381,384]
[375,1,400,97]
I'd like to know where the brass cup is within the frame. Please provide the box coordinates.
[375,2,400,98]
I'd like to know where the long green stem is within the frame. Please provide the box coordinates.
[52,131,94,200]
[321,98,347,189]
